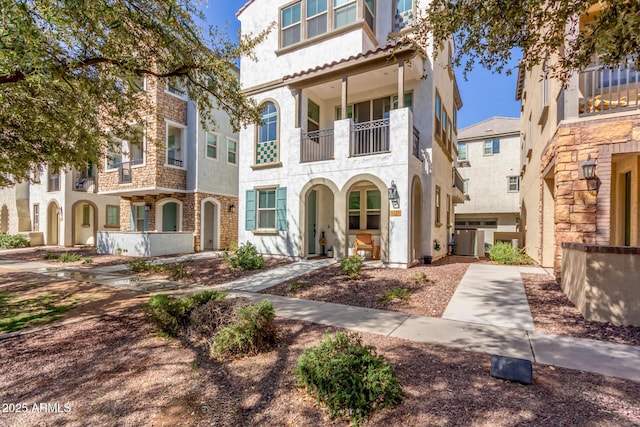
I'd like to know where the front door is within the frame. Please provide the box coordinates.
[307,190,317,255]
[162,202,178,232]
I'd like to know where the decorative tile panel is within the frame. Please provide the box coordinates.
[256,140,278,165]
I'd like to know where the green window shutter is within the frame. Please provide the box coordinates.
[130,205,135,231]
[276,187,287,231]
[245,190,256,231]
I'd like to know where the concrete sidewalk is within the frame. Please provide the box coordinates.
[1,255,639,383]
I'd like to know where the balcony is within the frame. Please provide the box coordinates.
[412,126,420,159]
[350,118,390,157]
[73,176,95,192]
[301,129,334,162]
[452,167,466,204]
[118,160,143,184]
[579,59,640,116]
[167,157,183,167]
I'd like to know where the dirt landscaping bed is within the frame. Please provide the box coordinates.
[1,307,639,427]
[260,256,480,317]
[0,247,139,268]
[522,273,640,347]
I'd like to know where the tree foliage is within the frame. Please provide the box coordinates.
[0,0,268,187]
[409,0,640,79]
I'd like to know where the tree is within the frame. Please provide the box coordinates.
[0,0,268,187]
[409,0,640,79]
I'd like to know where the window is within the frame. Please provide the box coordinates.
[434,92,441,137]
[307,0,328,38]
[166,122,185,168]
[363,0,375,31]
[484,138,500,155]
[542,59,549,107]
[348,188,381,231]
[245,187,288,231]
[393,0,413,31]
[227,139,237,164]
[435,185,441,225]
[336,92,413,121]
[256,102,279,165]
[308,99,320,131]
[206,133,217,159]
[132,204,147,232]
[33,204,39,231]
[508,176,520,192]
[47,170,60,192]
[446,194,451,227]
[453,108,458,132]
[82,205,91,226]
[281,3,301,47]
[334,0,356,29]
[108,130,144,170]
[106,205,119,227]
[457,143,467,161]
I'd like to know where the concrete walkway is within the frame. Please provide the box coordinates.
[1,254,639,383]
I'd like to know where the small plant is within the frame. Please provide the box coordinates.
[295,332,402,426]
[116,247,123,256]
[127,259,155,273]
[288,279,308,295]
[165,263,190,280]
[142,290,226,337]
[340,255,363,279]
[489,242,533,265]
[408,272,433,284]
[223,242,264,271]
[212,299,276,359]
[82,258,93,264]
[378,286,411,303]
[59,252,82,263]
[42,251,58,260]
[0,234,29,249]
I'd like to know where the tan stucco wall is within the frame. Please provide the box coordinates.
[562,244,640,326]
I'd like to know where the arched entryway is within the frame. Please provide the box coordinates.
[156,198,183,232]
[201,198,220,251]
[300,179,339,258]
[72,201,98,246]
[411,176,423,262]
[47,202,60,245]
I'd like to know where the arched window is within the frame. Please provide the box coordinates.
[256,102,279,165]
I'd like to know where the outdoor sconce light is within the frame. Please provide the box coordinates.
[388,181,400,209]
[55,207,63,219]
[582,156,597,180]
[144,204,151,212]
[228,204,236,213]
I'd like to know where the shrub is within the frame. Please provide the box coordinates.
[223,242,264,271]
[489,242,532,265]
[128,259,155,273]
[408,272,433,284]
[188,298,243,340]
[128,260,190,280]
[340,255,363,279]
[378,286,411,303]
[0,234,29,249]
[59,252,81,263]
[42,251,58,260]
[288,279,308,295]
[83,258,93,264]
[143,291,226,337]
[212,299,276,359]
[295,332,402,425]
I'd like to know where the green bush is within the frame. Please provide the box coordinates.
[212,299,276,359]
[295,332,402,425]
[408,272,433,284]
[83,258,93,264]
[143,291,226,337]
[223,242,264,270]
[59,252,82,263]
[127,259,155,272]
[378,286,411,303]
[340,255,363,279]
[128,260,190,280]
[489,242,532,265]
[0,234,29,249]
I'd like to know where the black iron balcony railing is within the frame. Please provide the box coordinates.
[412,126,420,159]
[118,159,143,184]
[167,157,183,167]
[301,129,334,163]
[73,177,95,192]
[579,59,640,116]
[351,118,390,157]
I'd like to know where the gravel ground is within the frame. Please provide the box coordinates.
[260,256,479,317]
[0,247,146,268]
[1,309,638,427]
[522,273,640,346]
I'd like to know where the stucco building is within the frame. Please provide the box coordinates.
[236,0,464,266]
[517,3,640,325]
[455,117,521,253]
[96,75,240,256]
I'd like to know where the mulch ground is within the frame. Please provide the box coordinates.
[1,308,638,427]
[260,256,481,318]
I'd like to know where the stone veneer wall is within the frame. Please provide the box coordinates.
[541,114,640,277]
[187,192,239,251]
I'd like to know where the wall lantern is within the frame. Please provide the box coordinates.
[144,204,151,212]
[388,181,400,209]
[582,156,597,180]
[228,204,236,213]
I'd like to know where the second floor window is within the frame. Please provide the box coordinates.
[458,143,467,161]
[206,133,217,159]
[256,102,279,166]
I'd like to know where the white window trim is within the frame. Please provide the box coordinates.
[206,132,219,161]
[165,119,187,170]
[156,198,184,232]
[508,176,520,192]
[256,188,277,231]
[227,137,238,166]
[105,127,146,171]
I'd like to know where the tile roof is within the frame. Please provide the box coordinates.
[457,117,520,140]
[236,0,254,17]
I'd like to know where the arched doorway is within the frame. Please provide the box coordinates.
[201,198,220,251]
[411,176,423,262]
[72,201,98,246]
[156,198,183,232]
[47,202,60,245]
[304,185,334,257]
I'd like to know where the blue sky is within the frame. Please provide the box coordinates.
[203,1,521,129]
